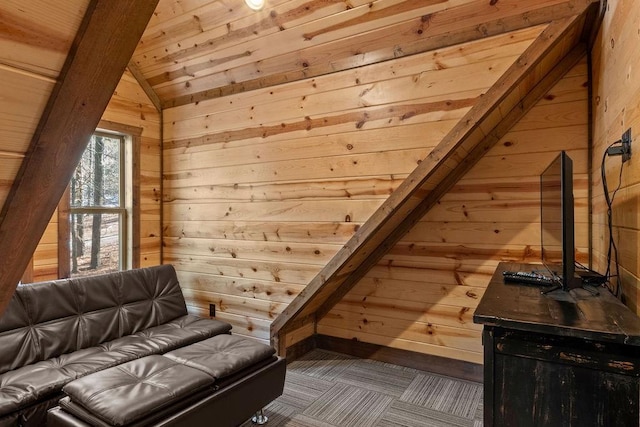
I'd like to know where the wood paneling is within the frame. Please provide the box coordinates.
[275,7,594,355]
[0,0,159,312]
[163,28,541,341]
[32,209,59,282]
[1,0,624,372]
[1,0,83,225]
[590,0,640,312]
[319,57,590,363]
[133,0,599,108]
[0,0,88,218]
[102,71,163,268]
[28,70,162,282]
[0,69,55,156]
[0,0,87,78]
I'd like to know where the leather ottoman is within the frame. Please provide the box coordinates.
[47,335,285,427]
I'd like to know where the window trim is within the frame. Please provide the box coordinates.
[58,121,142,278]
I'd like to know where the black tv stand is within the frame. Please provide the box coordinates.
[474,262,640,426]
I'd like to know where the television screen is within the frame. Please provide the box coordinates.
[540,151,578,290]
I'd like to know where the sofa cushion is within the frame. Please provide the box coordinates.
[73,265,188,346]
[0,360,71,416]
[135,315,231,352]
[0,323,36,378]
[0,265,238,423]
[51,318,229,381]
[52,336,161,380]
[0,345,143,417]
[62,355,214,426]
[0,265,187,376]
[163,334,276,380]
[0,315,232,418]
[0,280,80,376]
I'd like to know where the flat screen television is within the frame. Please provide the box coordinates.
[540,151,580,290]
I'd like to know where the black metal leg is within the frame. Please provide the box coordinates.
[251,409,268,425]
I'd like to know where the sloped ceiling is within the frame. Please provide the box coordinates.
[0,0,601,318]
[0,0,89,208]
[132,0,597,108]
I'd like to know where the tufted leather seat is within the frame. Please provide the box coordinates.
[60,355,214,426]
[54,335,280,427]
[0,265,231,426]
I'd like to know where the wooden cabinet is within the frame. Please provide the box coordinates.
[474,262,640,427]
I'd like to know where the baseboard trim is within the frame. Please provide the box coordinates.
[283,334,317,363]
[315,335,483,383]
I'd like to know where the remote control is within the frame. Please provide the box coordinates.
[502,271,557,286]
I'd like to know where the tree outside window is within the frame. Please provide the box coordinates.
[69,132,126,277]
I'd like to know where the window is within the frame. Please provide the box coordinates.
[68,132,128,277]
[57,123,141,280]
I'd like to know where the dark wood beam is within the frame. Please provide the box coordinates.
[270,0,600,355]
[0,0,159,316]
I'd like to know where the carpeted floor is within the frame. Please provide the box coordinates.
[241,349,483,427]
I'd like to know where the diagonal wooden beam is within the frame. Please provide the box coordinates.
[0,0,159,316]
[270,0,600,355]
[127,61,162,113]
[316,43,588,319]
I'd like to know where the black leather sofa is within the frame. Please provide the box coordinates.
[0,265,285,427]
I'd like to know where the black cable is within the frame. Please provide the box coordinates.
[601,142,625,297]
[575,260,600,275]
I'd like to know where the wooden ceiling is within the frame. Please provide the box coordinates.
[131,0,597,109]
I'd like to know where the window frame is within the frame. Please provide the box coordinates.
[71,131,126,273]
[58,121,142,278]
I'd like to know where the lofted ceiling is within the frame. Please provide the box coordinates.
[131,0,592,109]
[0,0,89,206]
[0,0,601,319]
[134,0,487,108]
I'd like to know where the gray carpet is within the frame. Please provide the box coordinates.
[241,349,483,427]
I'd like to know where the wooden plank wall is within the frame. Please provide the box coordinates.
[31,210,59,281]
[29,70,162,282]
[0,0,89,282]
[162,27,543,343]
[103,70,162,268]
[591,0,640,312]
[318,57,590,364]
[0,70,54,207]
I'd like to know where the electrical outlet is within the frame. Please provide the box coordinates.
[621,128,632,163]
[209,303,216,317]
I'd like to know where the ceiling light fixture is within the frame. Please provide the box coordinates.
[245,0,265,11]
